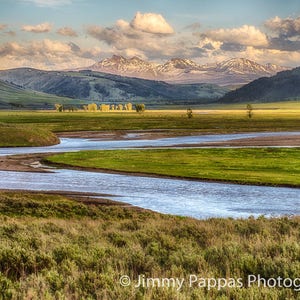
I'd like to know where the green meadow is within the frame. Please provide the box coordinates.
[45,148,300,187]
[0,107,299,133]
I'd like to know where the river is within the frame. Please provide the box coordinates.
[0,131,299,219]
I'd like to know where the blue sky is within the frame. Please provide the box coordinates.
[0,0,300,69]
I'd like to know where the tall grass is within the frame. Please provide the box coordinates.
[0,191,299,299]
[0,123,59,147]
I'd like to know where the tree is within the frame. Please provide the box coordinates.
[246,104,253,119]
[186,108,193,119]
[87,103,98,112]
[125,103,133,111]
[135,104,145,113]
[55,104,63,112]
[100,104,110,112]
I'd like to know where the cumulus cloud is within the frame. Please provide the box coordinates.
[85,12,203,60]
[21,0,72,7]
[0,24,7,31]
[130,12,174,34]
[87,23,191,60]
[57,26,78,37]
[22,22,52,33]
[0,39,100,70]
[204,25,268,47]
[268,37,300,52]
[265,16,300,37]
[197,37,222,50]
[264,16,300,52]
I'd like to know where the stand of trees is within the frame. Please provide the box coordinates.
[55,103,134,112]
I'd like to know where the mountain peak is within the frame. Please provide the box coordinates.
[84,55,288,85]
[216,58,272,75]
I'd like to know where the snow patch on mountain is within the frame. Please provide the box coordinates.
[82,56,289,85]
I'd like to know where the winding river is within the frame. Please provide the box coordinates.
[0,131,299,219]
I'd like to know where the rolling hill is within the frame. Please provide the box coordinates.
[219,67,300,103]
[0,80,83,109]
[0,68,229,107]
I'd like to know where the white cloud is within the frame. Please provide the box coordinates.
[86,12,193,60]
[204,25,268,47]
[130,12,174,34]
[197,37,222,50]
[0,39,100,70]
[265,16,300,37]
[0,24,7,31]
[22,22,52,33]
[21,0,72,7]
[241,46,300,67]
[57,26,78,37]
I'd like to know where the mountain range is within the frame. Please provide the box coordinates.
[84,56,288,85]
[0,56,298,109]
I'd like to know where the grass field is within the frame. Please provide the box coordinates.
[0,123,59,147]
[45,148,300,187]
[0,108,299,133]
[0,190,299,299]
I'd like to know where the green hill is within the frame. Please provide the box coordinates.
[0,68,228,107]
[0,79,83,109]
[219,67,300,103]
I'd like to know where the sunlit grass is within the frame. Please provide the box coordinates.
[45,148,300,187]
[0,108,299,133]
[0,191,299,299]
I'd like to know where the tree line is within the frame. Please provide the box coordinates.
[55,103,145,113]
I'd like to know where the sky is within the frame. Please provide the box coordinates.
[0,0,300,70]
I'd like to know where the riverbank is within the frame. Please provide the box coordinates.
[0,123,59,147]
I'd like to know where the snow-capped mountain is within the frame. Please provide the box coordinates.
[157,58,203,73]
[215,58,287,75]
[90,55,159,78]
[84,56,288,85]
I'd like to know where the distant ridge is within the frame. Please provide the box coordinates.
[0,68,229,107]
[0,79,80,109]
[219,67,300,103]
[83,56,288,85]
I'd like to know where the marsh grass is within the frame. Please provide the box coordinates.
[0,191,299,299]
